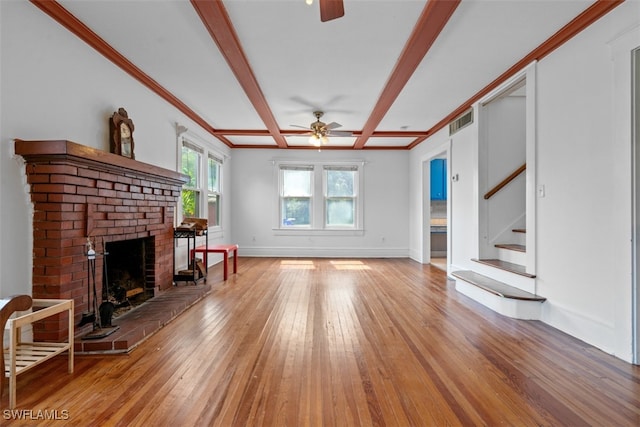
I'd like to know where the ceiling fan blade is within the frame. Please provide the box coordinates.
[319,0,344,22]
[289,124,310,129]
[325,122,342,130]
[327,131,352,137]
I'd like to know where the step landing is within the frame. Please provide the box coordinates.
[452,270,545,319]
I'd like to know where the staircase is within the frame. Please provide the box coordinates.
[451,164,546,320]
[453,228,544,319]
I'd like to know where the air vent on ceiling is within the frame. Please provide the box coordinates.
[449,108,474,136]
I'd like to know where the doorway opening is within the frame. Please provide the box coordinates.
[429,157,447,271]
[422,140,451,272]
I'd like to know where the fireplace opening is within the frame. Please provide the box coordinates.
[104,237,155,317]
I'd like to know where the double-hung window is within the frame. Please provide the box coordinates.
[277,161,363,233]
[207,154,222,227]
[324,166,357,227]
[280,165,313,227]
[181,141,202,219]
[180,138,224,228]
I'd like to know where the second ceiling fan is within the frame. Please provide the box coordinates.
[307,0,345,22]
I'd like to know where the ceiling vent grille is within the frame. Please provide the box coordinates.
[449,108,473,135]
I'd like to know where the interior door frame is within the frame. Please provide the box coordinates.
[421,139,452,272]
[613,24,640,364]
[632,45,640,364]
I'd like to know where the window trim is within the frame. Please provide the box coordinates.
[323,165,359,229]
[207,153,222,228]
[180,141,202,221]
[280,164,314,228]
[178,135,225,233]
[273,159,364,236]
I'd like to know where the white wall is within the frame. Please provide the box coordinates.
[535,3,639,361]
[410,1,640,362]
[410,123,479,272]
[0,1,230,297]
[231,149,409,257]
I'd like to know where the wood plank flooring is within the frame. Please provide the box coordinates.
[3,258,640,426]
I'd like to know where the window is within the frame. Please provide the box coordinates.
[208,154,222,227]
[181,142,202,219]
[325,166,357,227]
[277,161,363,233]
[180,138,224,228]
[280,166,313,227]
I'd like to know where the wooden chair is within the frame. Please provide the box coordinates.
[1,295,74,408]
[1,295,33,405]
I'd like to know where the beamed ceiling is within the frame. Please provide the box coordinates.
[31,0,622,150]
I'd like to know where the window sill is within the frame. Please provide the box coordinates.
[272,228,364,237]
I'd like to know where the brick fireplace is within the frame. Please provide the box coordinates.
[15,140,188,342]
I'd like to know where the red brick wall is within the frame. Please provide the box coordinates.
[16,140,187,341]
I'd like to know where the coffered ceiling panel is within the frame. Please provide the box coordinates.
[379,0,592,132]
[40,0,618,150]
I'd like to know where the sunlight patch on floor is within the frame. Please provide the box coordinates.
[330,260,371,270]
[280,260,316,269]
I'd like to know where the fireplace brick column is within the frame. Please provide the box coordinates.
[15,140,188,341]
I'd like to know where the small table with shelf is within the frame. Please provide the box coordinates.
[173,225,208,285]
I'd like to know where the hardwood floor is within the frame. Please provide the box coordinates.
[430,257,446,271]
[3,258,640,426]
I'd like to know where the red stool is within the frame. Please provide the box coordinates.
[190,244,239,280]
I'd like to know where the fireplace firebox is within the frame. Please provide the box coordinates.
[104,237,155,314]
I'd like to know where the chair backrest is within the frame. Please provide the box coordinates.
[0,295,33,396]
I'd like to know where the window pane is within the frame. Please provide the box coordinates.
[326,170,355,197]
[282,197,310,226]
[182,146,200,187]
[208,194,220,226]
[208,158,219,192]
[283,169,311,196]
[182,189,200,218]
[326,198,354,226]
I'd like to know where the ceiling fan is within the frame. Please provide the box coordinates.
[291,111,352,146]
[306,0,345,22]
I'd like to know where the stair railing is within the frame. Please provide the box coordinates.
[484,163,526,200]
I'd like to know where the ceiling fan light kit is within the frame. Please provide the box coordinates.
[293,110,349,146]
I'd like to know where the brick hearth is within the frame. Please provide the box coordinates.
[15,139,188,342]
[75,282,211,353]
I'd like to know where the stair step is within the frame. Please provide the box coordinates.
[472,258,536,278]
[495,243,525,252]
[513,228,526,233]
[452,270,545,301]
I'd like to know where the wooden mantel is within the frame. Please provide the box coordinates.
[14,139,188,185]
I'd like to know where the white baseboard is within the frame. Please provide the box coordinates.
[238,246,409,258]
